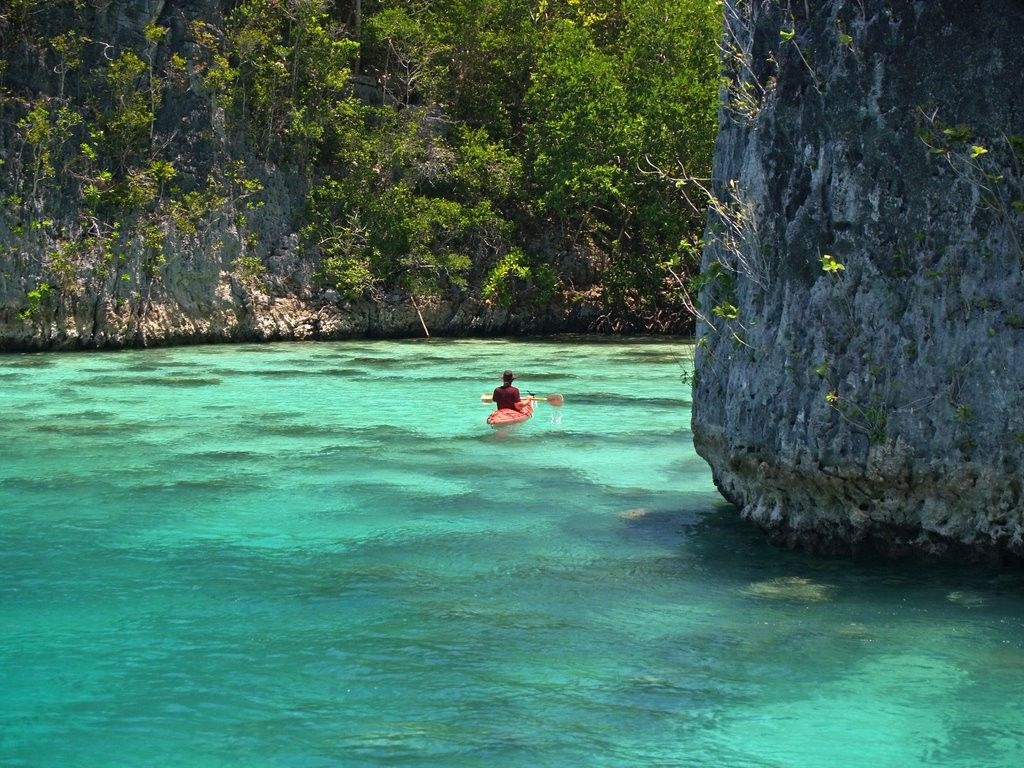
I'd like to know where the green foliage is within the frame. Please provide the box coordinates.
[820,253,845,273]
[321,250,375,300]
[169,187,227,235]
[918,111,1024,260]
[711,302,739,320]
[233,254,266,284]
[483,247,558,307]
[943,124,973,143]
[143,23,168,45]
[365,7,448,107]
[138,222,167,278]
[307,164,502,299]
[692,259,738,318]
[483,248,531,306]
[526,20,635,216]
[223,0,359,165]
[19,282,52,320]
[523,1,719,302]
[18,102,57,182]
[0,0,722,326]
[303,103,521,301]
[860,403,888,445]
[47,241,80,291]
[424,0,539,136]
[99,51,153,170]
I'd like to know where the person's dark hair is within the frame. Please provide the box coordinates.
[502,370,516,382]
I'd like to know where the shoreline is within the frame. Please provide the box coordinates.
[0,292,695,353]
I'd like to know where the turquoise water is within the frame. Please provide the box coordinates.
[2,338,1023,768]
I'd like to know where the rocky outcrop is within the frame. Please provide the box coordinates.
[693,1,1024,559]
[0,280,602,351]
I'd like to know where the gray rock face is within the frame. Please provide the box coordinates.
[693,0,1024,559]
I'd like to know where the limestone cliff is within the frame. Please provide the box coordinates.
[0,1,617,350]
[693,0,1024,559]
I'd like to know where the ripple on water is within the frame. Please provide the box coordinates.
[77,374,222,388]
[182,449,265,463]
[324,424,422,442]
[133,475,262,494]
[568,392,691,408]
[508,371,578,381]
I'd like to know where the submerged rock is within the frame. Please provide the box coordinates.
[837,622,874,641]
[946,591,987,609]
[741,576,834,602]
[619,507,652,521]
[693,1,1024,560]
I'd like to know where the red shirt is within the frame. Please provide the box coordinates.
[493,384,521,410]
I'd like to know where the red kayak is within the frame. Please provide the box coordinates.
[487,398,534,428]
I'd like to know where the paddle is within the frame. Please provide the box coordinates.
[481,393,565,406]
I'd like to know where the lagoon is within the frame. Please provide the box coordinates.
[2,338,1023,767]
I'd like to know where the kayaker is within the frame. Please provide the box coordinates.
[492,370,526,412]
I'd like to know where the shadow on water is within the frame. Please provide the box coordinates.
[53,409,114,421]
[612,349,692,364]
[34,420,156,438]
[348,356,409,368]
[118,362,207,374]
[354,373,514,384]
[679,503,1024,605]
[249,422,342,439]
[617,507,703,539]
[456,428,690,448]
[568,392,691,408]
[318,424,422,443]
[0,355,54,368]
[233,345,293,353]
[519,333,694,346]
[180,449,264,463]
[249,367,367,379]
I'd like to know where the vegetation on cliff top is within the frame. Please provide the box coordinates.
[0,0,720,334]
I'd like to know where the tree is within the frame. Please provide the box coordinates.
[525,19,638,219]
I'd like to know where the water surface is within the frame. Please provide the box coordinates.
[1,338,1022,767]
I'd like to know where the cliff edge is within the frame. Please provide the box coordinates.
[692,0,1024,559]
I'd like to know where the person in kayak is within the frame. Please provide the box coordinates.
[492,370,527,412]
